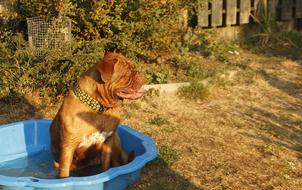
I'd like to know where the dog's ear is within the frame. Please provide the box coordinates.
[96,52,132,83]
[96,53,118,82]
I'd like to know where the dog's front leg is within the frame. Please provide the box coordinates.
[100,138,113,172]
[59,142,77,178]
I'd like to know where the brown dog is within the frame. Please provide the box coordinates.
[50,52,144,178]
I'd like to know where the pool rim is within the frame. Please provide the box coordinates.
[0,119,157,188]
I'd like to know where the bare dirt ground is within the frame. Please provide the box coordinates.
[0,50,301,190]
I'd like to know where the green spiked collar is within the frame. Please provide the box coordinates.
[73,83,107,113]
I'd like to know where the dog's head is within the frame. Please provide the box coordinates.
[96,52,144,100]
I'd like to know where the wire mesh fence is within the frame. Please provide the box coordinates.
[27,17,72,55]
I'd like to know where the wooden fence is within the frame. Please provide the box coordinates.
[197,0,302,28]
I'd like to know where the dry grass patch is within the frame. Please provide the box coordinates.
[125,52,302,189]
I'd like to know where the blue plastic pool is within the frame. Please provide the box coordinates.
[0,119,157,190]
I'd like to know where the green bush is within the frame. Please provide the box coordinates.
[0,0,218,99]
[145,69,170,84]
[0,33,105,98]
[9,0,184,58]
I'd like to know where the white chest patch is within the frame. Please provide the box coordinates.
[78,131,113,148]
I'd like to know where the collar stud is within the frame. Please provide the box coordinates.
[74,83,107,113]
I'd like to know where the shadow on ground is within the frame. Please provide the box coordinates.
[0,90,43,124]
[263,70,302,100]
[239,23,302,61]
[128,157,200,190]
[242,106,302,152]
[240,63,302,159]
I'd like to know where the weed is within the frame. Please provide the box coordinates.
[161,125,178,133]
[158,145,180,165]
[169,55,214,82]
[208,41,238,63]
[187,63,209,81]
[169,55,187,71]
[143,88,160,99]
[148,116,169,126]
[177,81,209,100]
[124,101,141,110]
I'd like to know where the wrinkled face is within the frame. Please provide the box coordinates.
[96,52,144,100]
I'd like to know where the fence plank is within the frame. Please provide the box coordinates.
[197,0,209,27]
[240,0,251,24]
[211,0,223,26]
[297,0,302,18]
[281,0,293,20]
[226,0,237,25]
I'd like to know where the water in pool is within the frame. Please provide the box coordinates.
[0,150,57,179]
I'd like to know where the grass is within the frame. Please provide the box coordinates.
[143,88,160,99]
[157,145,180,166]
[147,116,169,126]
[123,101,142,110]
[177,81,209,100]
[126,49,302,189]
[161,125,178,133]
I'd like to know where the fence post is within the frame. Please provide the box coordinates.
[281,0,293,20]
[296,0,302,18]
[197,0,209,27]
[226,0,237,25]
[212,0,223,26]
[240,0,251,24]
